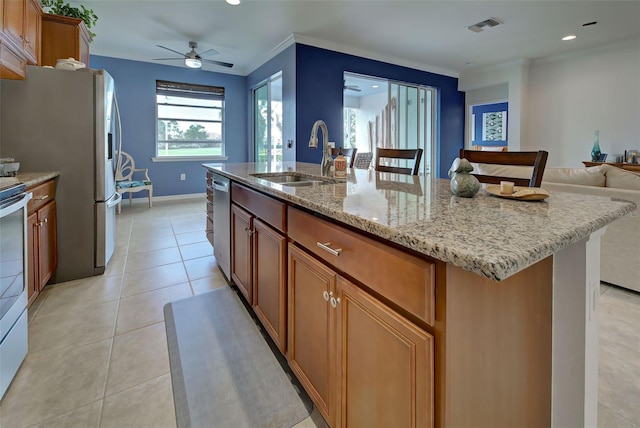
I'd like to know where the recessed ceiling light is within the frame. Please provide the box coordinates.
[226,0,240,5]
[372,84,379,88]
[562,35,577,41]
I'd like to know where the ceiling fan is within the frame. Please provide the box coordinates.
[343,80,361,92]
[154,41,233,69]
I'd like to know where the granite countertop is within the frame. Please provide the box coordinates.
[0,171,59,192]
[204,162,636,281]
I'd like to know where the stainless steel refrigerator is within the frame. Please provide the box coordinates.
[0,66,122,283]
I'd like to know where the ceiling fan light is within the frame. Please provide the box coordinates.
[226,0,240,5]
[185,58,202,68]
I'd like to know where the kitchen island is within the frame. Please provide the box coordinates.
[203,162,635,428]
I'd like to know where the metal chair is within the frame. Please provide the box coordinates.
[375,148,423,175]
[459,149,548,187]
[115,151,153,214]
[331,147,357,168]
[353,152,373,169]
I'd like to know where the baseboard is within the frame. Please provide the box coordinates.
[122,193,205,204]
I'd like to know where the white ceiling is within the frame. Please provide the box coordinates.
[77,1,640,77]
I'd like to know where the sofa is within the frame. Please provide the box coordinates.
[474,163,640,293]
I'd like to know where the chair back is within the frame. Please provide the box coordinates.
[459,149,548,187]
[375,148,423,175]
[331,147,358,168]
[115,151,135,181]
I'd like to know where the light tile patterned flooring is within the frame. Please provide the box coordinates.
[0,197,637,427]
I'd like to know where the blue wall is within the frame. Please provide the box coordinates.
[90,55,247,197]
[246,45,297,162]
[295,44,465,178]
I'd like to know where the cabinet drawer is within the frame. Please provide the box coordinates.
[27,179,56,214]
[231,183,285,233]
[288,207,435,325]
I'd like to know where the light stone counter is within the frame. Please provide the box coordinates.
[204,162,635,281]
[16,171,60,189]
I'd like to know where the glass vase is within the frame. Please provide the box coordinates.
[591,130,601,162]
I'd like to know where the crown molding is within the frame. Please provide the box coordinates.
[246,34,296,75]
[290,33,459,78]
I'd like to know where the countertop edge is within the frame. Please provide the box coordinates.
[17,171,60,189]
[204,164,636,281]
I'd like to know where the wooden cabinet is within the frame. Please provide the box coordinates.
[0,0,41,79]
[287,244,336,423]
[22,0,39,63]
[335,276,433,428]
[287,243,434,427]
[231,183,287,353]
[26,179,58,307]
[41,13,91,67]
[231,204,253,303]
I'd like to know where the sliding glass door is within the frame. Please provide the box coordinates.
[253,73,282,165]
[343,72,436,175]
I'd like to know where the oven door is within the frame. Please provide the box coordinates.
[0,192,31,336]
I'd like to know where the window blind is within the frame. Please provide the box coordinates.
[156,80,225,100]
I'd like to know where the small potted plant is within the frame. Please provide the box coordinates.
[40,0,98,38]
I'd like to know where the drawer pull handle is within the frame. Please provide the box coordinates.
[322,291,330,301]
[35,194,49,200]
[317,242,342,256]
[330,296,341,308]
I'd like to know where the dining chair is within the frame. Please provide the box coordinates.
[459,149,548,187]
[375,148,423,175]
[331,147,358,168]
[115,151,153,214]
[471,145,508,152]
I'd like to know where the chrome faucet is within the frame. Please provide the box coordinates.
[309,120,332,177]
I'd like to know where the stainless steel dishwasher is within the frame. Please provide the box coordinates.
[211,172,231,280]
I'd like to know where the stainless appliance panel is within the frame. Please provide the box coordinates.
[212,173,230,280]
[95,192,121,272]
[0,66,118,282]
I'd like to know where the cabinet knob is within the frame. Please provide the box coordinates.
[322,290,330,301]
[244,227,253,235]
[330,296,341,308]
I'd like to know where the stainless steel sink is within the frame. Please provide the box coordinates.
[250,172,339,186]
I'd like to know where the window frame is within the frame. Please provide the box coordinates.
[152,80,228,162]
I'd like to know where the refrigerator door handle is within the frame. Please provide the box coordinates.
[106,192,122,208]
[113,94,123,178]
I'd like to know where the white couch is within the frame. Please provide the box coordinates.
[475,163,640,293]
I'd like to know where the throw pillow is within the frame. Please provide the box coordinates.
[604,166,640,190]
[542,166,606,187]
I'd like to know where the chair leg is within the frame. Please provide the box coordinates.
[148,188,153,208]
[129,192,132,206]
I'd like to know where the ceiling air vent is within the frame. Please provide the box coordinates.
[468,17,503,33]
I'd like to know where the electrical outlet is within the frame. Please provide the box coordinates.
[328,141,336,148]
[180,173,186,181]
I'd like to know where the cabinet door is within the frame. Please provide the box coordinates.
[252,218,286,353]
[27,211,38,304]
[287,244,336,424]
[2,0,23,49]
[231,204,253,304]
[37,200,57,289]
[335,276,434,428]
[22,0,39,64]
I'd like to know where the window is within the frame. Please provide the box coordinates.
[253,72,282,165]
[156,80,225,159]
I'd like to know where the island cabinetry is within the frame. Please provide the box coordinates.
[41,13,90,67]
[287,207,435,427]
[26,178,58,306]
[231,183,287,353]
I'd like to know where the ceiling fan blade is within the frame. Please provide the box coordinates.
[198,48,220,57]
[156,45,187,58]
[202,58,234,68]
[152,57,183,61]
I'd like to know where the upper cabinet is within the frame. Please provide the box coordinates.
[41,13,91,67]
[0,0,41,79]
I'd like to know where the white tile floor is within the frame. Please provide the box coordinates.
[0,197,637,427]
